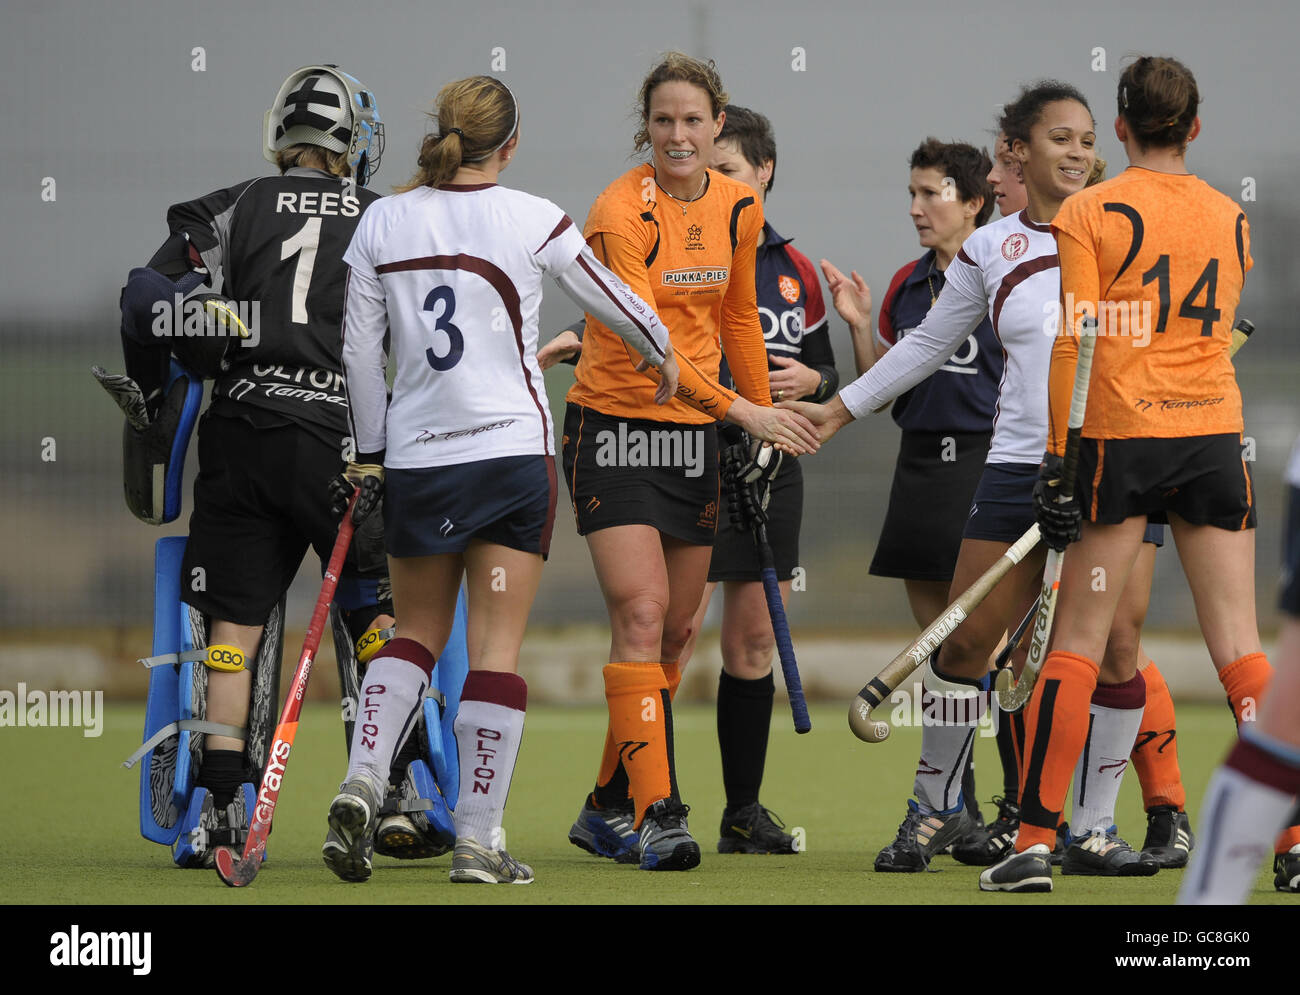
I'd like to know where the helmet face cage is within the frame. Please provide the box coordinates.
[264,65,384,187]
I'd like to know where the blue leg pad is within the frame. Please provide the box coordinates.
[425,585,470,810]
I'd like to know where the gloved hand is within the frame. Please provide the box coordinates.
[329,459,385,524]
[721,437,782,531]
[1032,452,1081,552]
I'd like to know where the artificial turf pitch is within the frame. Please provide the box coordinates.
[4,701,1289,905]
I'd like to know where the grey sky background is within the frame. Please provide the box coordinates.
[4,0,1298,630]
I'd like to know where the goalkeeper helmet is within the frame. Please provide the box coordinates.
[264,65,384,186]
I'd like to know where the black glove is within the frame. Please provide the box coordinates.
[1032,452,1081,552]
[329,459,385,524]
[721,438,782,531]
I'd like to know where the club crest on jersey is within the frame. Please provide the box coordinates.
[662,267,728,287]
[778,275,801,304]
[1001,233,1029,261]
[685,224,705,251]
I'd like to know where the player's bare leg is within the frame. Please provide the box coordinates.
[904,578,951,629]
[325,553,462,882]
[574,526,700,869]
[876,538,1044,872]
[1064,542,1161,875]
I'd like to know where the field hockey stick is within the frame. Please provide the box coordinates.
[755,516,811,734]
[993,594,1040,673]
[215,490,358,887]
[723,437,811,733]
[848,523,1042,743]
[995,315,1252,711]
[997,319,1098,711]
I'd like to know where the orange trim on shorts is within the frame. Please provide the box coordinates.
[1240,436,1253,530]
[569,407,586,516]
[1090,439,1105,522]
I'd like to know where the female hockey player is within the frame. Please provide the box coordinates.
[323,74,683,885]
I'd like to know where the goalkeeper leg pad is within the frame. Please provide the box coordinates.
[126,536,285,851]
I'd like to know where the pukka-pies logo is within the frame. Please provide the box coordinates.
[1001,233,1029,261]
[778,275,800,304]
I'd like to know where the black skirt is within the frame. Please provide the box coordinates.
[869,430,991,581]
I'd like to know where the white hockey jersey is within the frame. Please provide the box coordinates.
[839,210,1061,465]
[343,182,668,468]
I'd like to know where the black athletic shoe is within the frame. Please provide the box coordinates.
[874,800,972,872]
[718,802,798,854]
[1274,846,1300,892]
[1141,805,1194,869]
[1062,827,1160,877]
[1049,820,1070,866]
[638,799,701,871]
[952,796,1020,866]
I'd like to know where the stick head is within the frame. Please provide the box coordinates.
[996,669,1036,711]
[214,846,260,888]
[848,696,891,742]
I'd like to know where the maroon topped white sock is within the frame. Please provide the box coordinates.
[344,637,432,798]
[1071,672,1145,835]
[454,670,528,848]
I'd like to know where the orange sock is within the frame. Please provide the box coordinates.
[1017,651,1099,851]
[592,660,683,809]
[1276,823,1300,855]
[1131,661,1186,811]
[662,660,682,700]
[602,662,676,826]
[1218,652,1272,726]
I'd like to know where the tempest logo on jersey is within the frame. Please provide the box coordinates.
[661,267,728,287]
[416,419,517,444]
[594,422,706,478]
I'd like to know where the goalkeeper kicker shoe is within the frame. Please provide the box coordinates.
[874,799,973,872]
[638,799,701,871]
[952,796,1020,866]
[449,838,534,884]
[718,802,799,854]
[1062,827,1160,876]
[1274,845,1300,893]
[569,794,640,864]
[1141,805,1195,869]
[322,778,381,883]
[979,843,1053,893]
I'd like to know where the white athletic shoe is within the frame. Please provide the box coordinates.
[979,843,1053,893]
[448,837,534,884]
[322,778,381,883]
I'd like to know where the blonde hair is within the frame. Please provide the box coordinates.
[1087,154,1108,186]
[632,52,728,155]
[398,76,518,192]
[275,144,350,178]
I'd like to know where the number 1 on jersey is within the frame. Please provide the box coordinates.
[281,217,322,324]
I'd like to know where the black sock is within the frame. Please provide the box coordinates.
[717,669,774,811]
[998,712,1019,801]
[962,753,979,818]
[197,749,247,808]
[388,730,421,787]
[997,710,1024,806]
[593,762,630,810]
